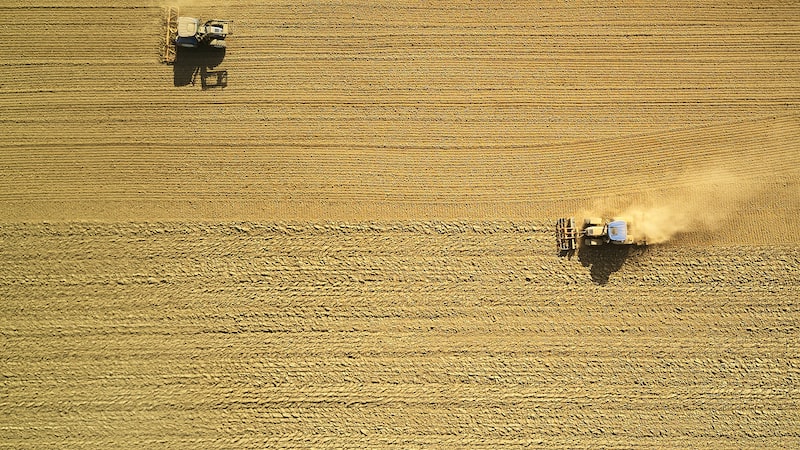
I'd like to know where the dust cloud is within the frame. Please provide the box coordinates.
[580,169,761,244]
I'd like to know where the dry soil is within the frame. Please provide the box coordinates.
[1,1,798,448]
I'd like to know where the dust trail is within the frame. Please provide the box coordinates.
[580,169,763,244]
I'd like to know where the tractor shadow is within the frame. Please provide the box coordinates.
[578,245,644,285]
[173,46,228,89]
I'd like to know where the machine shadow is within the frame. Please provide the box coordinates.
[173,46,227,88]
[578,244,636,285]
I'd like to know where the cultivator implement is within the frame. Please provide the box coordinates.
[555,217,577,254]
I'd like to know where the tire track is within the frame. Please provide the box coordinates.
[1,222,798,448]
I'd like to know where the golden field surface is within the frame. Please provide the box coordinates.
[1,1,799,448]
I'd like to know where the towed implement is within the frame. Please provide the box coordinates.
[555,217,578,253]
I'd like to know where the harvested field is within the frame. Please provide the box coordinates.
[1,1,799,448]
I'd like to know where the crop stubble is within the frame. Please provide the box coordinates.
[1,1,799,448]
[0,1,798,229]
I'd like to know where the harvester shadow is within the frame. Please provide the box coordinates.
[173,46,227,89]
[200,69,228,90]
[578,245,635,286]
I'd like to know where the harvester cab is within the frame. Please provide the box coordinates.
[176,16,232,48]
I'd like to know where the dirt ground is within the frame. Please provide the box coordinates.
[1,1,799,448]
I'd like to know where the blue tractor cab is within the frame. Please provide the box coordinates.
[607,220,628,244]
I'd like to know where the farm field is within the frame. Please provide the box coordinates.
[1,1,799,448]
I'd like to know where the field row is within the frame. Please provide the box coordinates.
[1,220,798,289]
[1,112,798,244]
[1,222,798,447]
[2,3,800,223]
[4,111,797,211]
[2,4,799,226]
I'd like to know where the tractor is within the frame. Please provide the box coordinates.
[556,217,646,254]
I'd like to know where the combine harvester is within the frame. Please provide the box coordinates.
[556,217,647,254]
[162,6,233,64]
